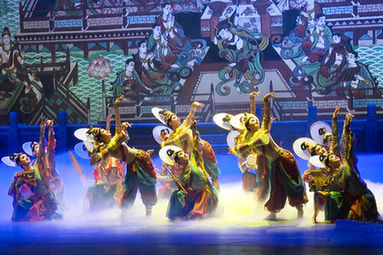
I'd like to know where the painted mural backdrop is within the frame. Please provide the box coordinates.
[0,0,382,125]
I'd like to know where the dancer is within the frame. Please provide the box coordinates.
[152,102,220,189]
[230,93,308,220]
[159,121,218,220]
[152,125,181,199]
[293,137,334,223]
[90,96,157,216]
[5,121,62,221]
[23,120,65,206]
[213,91,260,191]
[75,114,125,211]
[310,113,380,222]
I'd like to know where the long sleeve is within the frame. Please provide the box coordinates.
[261,97,271,132]
[331,110,339,155]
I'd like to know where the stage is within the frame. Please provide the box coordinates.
[0,153,382,254]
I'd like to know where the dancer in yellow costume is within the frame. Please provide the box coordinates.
[152,102,220,189]
[230,93,308,220]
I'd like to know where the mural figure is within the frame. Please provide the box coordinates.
[111,57,154,102]
[157,3,191,54]
[133,41,168,87]
[298,0,322,21]
[157,3,208,67]
[301,14,332,64]
[337,51,376,97]
[0,27,44,115]
[19,70,43,114]
[279,11,334,91]
[146,24,177,71]
[214,7,269,95]
[0,27,24,77]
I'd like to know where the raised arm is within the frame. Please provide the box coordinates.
[37,120,50,185]
[91,131,130,165]
[261,92,274,131]
[230,134,269,158]
[161,128,192,147]
[46,120,56,160]
[114,96,124,135]
[37,120,47,164]
[249,91,260,115]
[106,113,113,132]
[330,106,340,154]
[341,113,353,163]
[183,101,202,127]
[46,120,57,178]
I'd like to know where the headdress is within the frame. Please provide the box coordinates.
[310,121,332,145]
[230,112,259,131]
[2,152,23,167]
[213,112,233,131]
[152,125,173,144]
[226,130,240,148]
[293,137,317,160]
[159,145,183,166]
[74,128,94,143]
[151,107,175,126]
[309,153,330,168]
[74,142,92,159]
[2,27,10,37]
[22,141,39,156]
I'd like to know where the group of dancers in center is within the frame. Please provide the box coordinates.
[2,93,380,223]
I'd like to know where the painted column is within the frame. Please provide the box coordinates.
[366,104,377,152]
[306,105,317,137]
[58,111,68,152]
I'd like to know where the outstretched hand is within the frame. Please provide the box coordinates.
[192,101,203,111]
[250,91,260,99]
[47,120,54,127]
[121,122,132,131]
[263,92,275,102]
[115,96,125,106]
[333,106,341,119]
[345,113,354,124]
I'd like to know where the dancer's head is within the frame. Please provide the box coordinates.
[321,153,341,169]
[10,153,30,168]
[87,126,111,144]
[173,150,188,166]
[307,143,327,156]
[30,141,40,156]
[242,113,260,132]
[160,145,188,167]
[162,109,180,130]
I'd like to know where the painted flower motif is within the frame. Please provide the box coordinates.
[87,56,112,79]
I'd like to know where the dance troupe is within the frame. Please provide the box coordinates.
[3,93,380,223]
